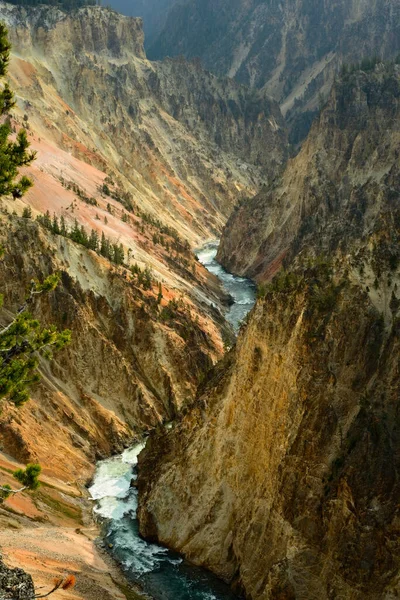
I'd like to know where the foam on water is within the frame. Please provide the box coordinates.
[88,241,253,598]
[196,241,256,331]
[90,441,240,599]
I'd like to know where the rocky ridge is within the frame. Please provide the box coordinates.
[137,65,400,599]
[2,1,287,243]
[150,0,400,142]
[218,63,400,281]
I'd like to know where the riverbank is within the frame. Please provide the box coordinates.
[89,442,240,600]
[0,451,147,600]
[196,242,256,332]
[88,246,256,600]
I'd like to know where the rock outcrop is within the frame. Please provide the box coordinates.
[0,214,227,480]
[0,1,286,481]
[1,2,287,242]
[137,65,400,599]
[218,63,400,281]
[0,561,34,600]
[150,0,400,142]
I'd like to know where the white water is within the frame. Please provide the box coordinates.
[89,241,253,599]
[196,242,256,332]
[89,442,239,599]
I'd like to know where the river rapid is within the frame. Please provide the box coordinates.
[89,243,256,600]
[196,242,256,332]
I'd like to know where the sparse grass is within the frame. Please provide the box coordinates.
[35,490,83,523]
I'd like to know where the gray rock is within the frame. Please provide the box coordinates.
[0,562,35,600]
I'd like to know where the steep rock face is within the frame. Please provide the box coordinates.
[138,253,400,599]
[150,0,400,141]
[137,66,400,599]
[2,2,287,242]
[218,64,400,280]
[0,217,221,480]
[7,3,146,59]
[0,561,34,600]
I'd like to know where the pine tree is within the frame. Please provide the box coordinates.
[0,27,71,503]
[0,23,35,198]
[157,282,163,304]
[100,231,109,258]
[60,215,67,236]
[43,210,52,229]
[0,273,71,407]
[52,214,60,235]
[88,229,99,252]
[142,266,152,290]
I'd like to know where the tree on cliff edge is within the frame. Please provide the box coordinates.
[0,22,36,198]
[0,23,71,500]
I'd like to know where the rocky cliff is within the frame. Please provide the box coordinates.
[0,0,287,480]
[0,2,286,596]
[150,0,400,142]
[137,66,400,599]
[0,561,34,599]
[0,213,227,480]
[1,2,287,243]
[218,63,400,281]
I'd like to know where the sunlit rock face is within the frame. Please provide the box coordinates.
[137,65,400,600]
[218,64,400,281]
[2,2,287,245]
[0,1,287,481]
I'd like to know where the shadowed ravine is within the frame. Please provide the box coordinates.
[89,246,255,599]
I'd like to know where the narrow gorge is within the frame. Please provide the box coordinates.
[0,2,398,600]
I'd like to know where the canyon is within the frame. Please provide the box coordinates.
[137,65,400,599]
[0,2,398,600]
[149,0,400,142]
[0,2,286,597]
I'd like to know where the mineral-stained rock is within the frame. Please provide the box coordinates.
[218,64,400,281]
[136,64,400,600]
[150,0,400,141]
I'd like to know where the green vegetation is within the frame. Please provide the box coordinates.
[130,263,153,290]
[59,178,98,206]
[37,210,125,265]
[257,257,347,336]
[0,463,41,502]
[0,25,71,504]
[0,23,36,199]
[340,56,383,76]
[0,271,71,406]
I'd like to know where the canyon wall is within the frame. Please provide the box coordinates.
[0,1,288,478]
[150,0,400,141]
[0,216,224,481]
[218,64,400,281]
[2,1,287,243]
[137,65,400,599]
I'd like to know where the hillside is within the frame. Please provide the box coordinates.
[0,4,287,596]
[150,0,400,142]
[2,1,286,247]
[218,63,400,281]
[137,64,400,600]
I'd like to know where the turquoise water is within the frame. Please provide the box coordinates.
[196,242,256,332]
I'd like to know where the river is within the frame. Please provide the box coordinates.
[196,242,256,332]
[89,243,256,600]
